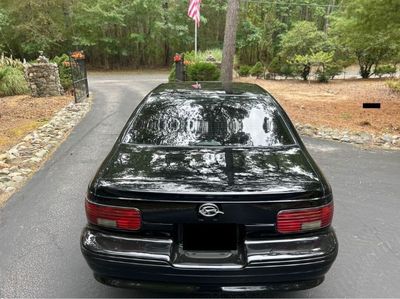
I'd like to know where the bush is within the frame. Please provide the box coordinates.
[183,49,224,64]
[280,64,295,78]
[386,80,400,93]
[168,67,176,82]
[186,62,220,81]
[51,54,73,91]
[316,70,329,83]
[375,65,397,78]
[268,57,295,79]
[250,62,264,78]
[325,64,343,79]
[0,66,29,97]
[238,65,251,77]
[316,63,342,83]
[0,54,24,70]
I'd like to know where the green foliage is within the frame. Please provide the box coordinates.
[292,51,340,82]
[280,21,326,59]
[279,64,296,79]
[186,62,220,81]
[168,67,176,83]
[386,80,400,93]
[268,57,295,79]
[316,71,329,83]
[0,9,10,53]
[0,0,399,75]
[0,66,29,97]
[324,64,343,80]
[250,62,264,78]
[184,49,223,64]
[238,65,251,77]
[0,54,24,70]
[331,0,400,78]
[280,22,327,81]
[374,65,397,78]
[51,54,73,91]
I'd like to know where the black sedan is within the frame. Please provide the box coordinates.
[81,82,338,293]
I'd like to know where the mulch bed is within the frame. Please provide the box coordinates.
[0,95,73,152]
[238,78,400,136]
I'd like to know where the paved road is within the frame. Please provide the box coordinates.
[0,72,399,298]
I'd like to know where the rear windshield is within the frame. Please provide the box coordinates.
[123,94,295,147]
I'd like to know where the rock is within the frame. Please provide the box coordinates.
[359,132,372,142]
[5,153,17,161]
[0,168,10,175]
[5,186,16,193]
[352,137,364,144]
[0,154,7,161]
[29,157,42,164]
[382,134,393,143]
[20,168,32,174]
[9,172,22,178]
[35,149,48,158]
[341,135,351,143]
[0,176,11,183]
[12,175,24,182]
[0,161,9,168]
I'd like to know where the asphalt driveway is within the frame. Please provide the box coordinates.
[0,72,399,298]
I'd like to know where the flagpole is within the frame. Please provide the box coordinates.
[195,22,198,58]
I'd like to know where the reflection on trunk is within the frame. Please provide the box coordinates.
[97,145,321,194]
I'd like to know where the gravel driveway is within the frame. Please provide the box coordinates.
[0,72,399,298]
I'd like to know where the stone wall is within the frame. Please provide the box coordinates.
[25,63,64,97]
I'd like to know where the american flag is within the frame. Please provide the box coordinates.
[188,0,201,27]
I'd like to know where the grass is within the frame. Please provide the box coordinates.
[0,66,29,97]
[339,113,352,120]
[387,80,400,93]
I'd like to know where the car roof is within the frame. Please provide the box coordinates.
[150,82,269,98]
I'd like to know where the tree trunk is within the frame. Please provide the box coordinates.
[221,0,240,90]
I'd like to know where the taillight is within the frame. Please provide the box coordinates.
[85,199,141,231]
[277,202,333,234]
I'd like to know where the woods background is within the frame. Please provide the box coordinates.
[0,0,399,75]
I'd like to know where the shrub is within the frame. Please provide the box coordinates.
[238,65,251,77]
[186,62,220,81]
[279,64,295,79]
[316,63,342,83]
[183,49,223,64]
[0,66,29,97]
[0,54,24,70]
[51,54,73,91]
[325,64,343,79]
[375,65,397,78]
[168,67,176,82]
[250,62,264,78]
[268,57,295,79]
[316,70,329,83]
[386,80,400,93]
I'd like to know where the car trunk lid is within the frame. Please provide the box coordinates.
[94,144,324,197]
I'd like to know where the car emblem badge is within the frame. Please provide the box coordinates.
[198,203,224,217]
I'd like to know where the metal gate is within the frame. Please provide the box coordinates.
[69,50,89,103]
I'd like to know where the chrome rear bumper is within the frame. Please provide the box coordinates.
[81,227,337,269]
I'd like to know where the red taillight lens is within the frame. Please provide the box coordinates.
[85,200,141,231]
[277,202,333,234]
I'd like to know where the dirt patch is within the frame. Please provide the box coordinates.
[0,95,73,152]
[238,78,400,136]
